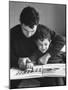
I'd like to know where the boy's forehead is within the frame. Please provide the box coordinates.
[38,38,50,43]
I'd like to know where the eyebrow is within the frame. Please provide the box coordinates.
[23,27,34,32]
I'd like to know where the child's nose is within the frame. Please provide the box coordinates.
[42,45,46,49]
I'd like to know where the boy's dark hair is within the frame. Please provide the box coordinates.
[34,24,51,41]
[20,6,39,28]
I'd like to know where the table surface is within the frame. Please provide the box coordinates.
[10,64,66,80]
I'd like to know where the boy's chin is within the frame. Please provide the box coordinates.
[41,50,46,53]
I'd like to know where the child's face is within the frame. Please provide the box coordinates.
[37,39,50,53]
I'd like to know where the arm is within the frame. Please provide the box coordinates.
[29,49,42,65]
[10,46,19,68]
[48,31,65,57]
[38,53,51,65]
[10,28,19,68]
[10,31,29,69]
[29,50,51,65]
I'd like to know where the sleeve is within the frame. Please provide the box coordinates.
[10,46,19,68]
[48,30,65,57]
[10,29,19,68]
[29,50,42,65]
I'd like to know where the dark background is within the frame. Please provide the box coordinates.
[9,1,66,36]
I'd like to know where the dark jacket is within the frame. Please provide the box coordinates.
[10,24,37,68]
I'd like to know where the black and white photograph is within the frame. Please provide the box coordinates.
[9,1,66,89]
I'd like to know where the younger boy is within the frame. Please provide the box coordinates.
[29,24,65,66]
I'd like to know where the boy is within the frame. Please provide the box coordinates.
[33,25,66,65]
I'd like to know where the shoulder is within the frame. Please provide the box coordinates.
[52,32,65,43]
[10,24,21,33]
[37,24,48,29]
[10,24,22,40]
[10,24,22,36]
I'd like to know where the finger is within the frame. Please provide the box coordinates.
[26,63,31,68]
[26,69,32,73]
[29,64,33,69]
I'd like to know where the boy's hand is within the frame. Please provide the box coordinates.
[26,62,34,70]
[38,53,51,65]
[26,62,34,73]
[18,57,31,70]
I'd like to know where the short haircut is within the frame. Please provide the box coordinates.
[34,24,51,42]
[20,6,39,28]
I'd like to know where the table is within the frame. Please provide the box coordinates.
[10,64,66,80]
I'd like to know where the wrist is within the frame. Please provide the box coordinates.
[47,53,51,58]
[26,58,31,63]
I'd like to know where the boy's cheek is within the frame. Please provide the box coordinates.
[38,46,41,51]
